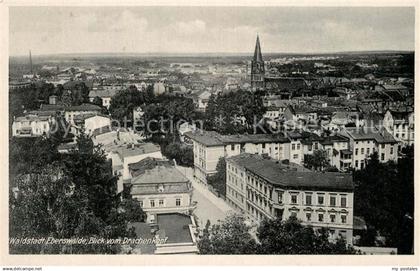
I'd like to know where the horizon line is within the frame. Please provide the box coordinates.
[9,49,415,58]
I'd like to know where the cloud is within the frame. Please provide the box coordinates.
[9,7,415,56]
[173,20,206,35]
[108,10,148,33]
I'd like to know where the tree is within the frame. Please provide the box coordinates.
[207,157,226,197]
[71,82,90,105]
[109,87,144,125]
[37,83,56,103]
[162,142,194,167]
[9,132,146,254]
[303,150,329,171]
[353,148,414,251]
[257,217,356,254]
[9,137,60,185]
[92,96,103,107]
[61,90,73,107]
[142,97,195,138]
[204,90,266,135]
[198,215,258,254]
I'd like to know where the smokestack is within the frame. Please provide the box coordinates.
[29,50,33,74]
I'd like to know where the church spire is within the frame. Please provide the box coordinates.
[253,35,263,63]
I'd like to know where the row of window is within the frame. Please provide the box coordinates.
[139,198,182,208]
[279,192,347,208]
[291,143,301,151]
[247,203,268,221]
[247,176,272,197]
[227,174,244,190]
[227,186,244,204]
[299,212,348,224]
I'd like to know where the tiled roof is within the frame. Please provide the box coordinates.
[185,130,290,146]
[15,114,50,122]
[131,182,190,195]
[88,89,118,98]
[131,166,188,185]
[264,77,309,90]
[227,153,354,192]
[39,104,65,111]
[115,143,161,159]
[66,103,102,112]
[342,127,397,144]
[129,157,173,178]
[320,135,349,145]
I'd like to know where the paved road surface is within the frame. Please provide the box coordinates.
[177,166,236,227]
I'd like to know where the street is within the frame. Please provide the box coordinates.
[176,166,236,227]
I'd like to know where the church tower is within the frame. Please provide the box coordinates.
[250,35,265,90]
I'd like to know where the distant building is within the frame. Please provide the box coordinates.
[9,80,32,90]
[88,89,118,109]
[226,153,354,245]
[383,109,414,146]
[49,95,58,105]
[64,103,102,124]
[192,90,211,111]
[133,106,145,132]
[72,114,111,136]
[12,113,55,137]
[153,82,166,96]
[340,127,398,170]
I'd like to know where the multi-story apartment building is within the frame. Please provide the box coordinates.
[383,109,414,147]
[340,127,398,170]
[185,130,291,184]
[226,153,354,244]
[320,135,351,171]
[287,131,304,164]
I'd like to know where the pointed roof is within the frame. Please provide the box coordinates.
[253,35,263,62]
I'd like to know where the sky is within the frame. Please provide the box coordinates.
[9,6,415,56]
